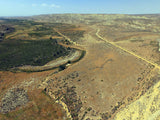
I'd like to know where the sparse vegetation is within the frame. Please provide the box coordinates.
[54,86,82,120]
[0,88,29,113]
[61,30,85,42]
[0,89,66,120]
[1,14,160,120]
[150,41,158,47]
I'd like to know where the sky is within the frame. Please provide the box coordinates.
[0,0,160,16]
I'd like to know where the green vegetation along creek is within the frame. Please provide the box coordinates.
[0,19,85,71]
[0,39,72,71]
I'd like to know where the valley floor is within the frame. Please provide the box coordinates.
[1,15,160,120]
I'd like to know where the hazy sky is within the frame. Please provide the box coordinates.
[0,0,160,16]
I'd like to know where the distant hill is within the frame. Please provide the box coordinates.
[20,14,160,25]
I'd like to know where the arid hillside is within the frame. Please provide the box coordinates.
[1,14,160,120]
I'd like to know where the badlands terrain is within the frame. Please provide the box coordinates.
[0,14,160,120]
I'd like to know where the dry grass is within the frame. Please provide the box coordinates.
[1,15,160,119]
[0,89,66,120]
[45,38,151,119]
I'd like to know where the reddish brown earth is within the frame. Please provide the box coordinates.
[0,26,158,119]
[0,69,67,120]
[1,15,160,120]
[42,27,157,119]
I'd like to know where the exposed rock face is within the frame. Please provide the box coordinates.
[0,88,29,113]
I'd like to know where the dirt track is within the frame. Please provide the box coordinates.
[96,29,160,69]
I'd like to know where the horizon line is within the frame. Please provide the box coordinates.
[0,13,160,18]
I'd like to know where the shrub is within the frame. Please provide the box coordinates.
[58,64,66,71]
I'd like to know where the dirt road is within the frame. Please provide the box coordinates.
[96,29,160,70]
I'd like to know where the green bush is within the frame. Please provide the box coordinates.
[58,64,66,71]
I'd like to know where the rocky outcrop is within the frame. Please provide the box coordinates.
[0,88,29,113]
